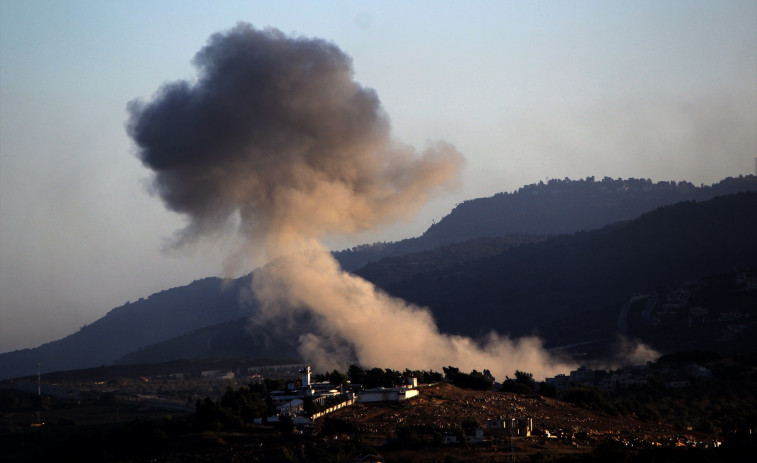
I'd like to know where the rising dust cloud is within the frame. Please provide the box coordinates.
[127,23,573,380]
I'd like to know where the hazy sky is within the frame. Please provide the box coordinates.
[1,0,755,354]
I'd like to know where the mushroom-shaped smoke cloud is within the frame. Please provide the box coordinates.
[128,23,572,380]
[128,23,462,261]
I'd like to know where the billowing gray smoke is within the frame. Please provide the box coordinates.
[128,23,461,259]
[128,23,572,380]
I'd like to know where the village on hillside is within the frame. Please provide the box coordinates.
[4,353,755,462]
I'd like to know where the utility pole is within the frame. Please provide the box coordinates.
[509,417,515,461]
[36,364,41,426]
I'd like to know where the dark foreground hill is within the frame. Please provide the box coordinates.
[3,377,743,462]
[357,192,757,353]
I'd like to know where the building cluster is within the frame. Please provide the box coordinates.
[546,360,716,395]
[148,362,303,384]
[200,369,235,380]
[486,416,533,437]
[635,268,755,339]
[546,365,651,394]
[194,363,305,382]
[255,366,419,425]
[441,428,485,444]
[430,417,533,445]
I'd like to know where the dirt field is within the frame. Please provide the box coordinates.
[323,382,714,460]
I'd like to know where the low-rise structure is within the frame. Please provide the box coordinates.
[486,416,532,437]
[257,365,419,425]
[201,369,234,380]
[358,387,418,403]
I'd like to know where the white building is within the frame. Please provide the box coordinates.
[300,365,311,388]
[201,369,234,380]
[358,387,419,403]
[486,416,532,437]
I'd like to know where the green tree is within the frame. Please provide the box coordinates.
[278,414,295,437]
[348,364,366,384]
[326,369,348,387]
[515,370,535,389]
[194,397,222,430]
[444,367,494,390]
[303,397,317,417]
[537,381,557,397]
[501,370,536,394]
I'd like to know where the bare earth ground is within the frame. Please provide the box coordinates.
[324,382,714,461]
[1,382,723,462]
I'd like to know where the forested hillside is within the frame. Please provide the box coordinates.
[336,175,757,270]
[2,180,755,380]
[114,191,757,365]
[117,317,299,365]
[357,192,757,350]
[0,276,256,379]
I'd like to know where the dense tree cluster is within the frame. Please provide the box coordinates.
[442,366,495,391]
[500,370,538,394]
[346,365,442,388]
[194,382,270,430]
[312,369,348,387]
[556,377,757,435]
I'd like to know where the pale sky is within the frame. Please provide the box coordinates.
[1,0,755,353]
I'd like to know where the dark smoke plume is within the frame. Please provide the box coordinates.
[128,24,572,379]
[128,23,462,261]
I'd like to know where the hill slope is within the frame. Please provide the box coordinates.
[356,192,757,351]
[3,180,755,379]
[336,175,757,270]
[117,191,757,365]
[0,276,255,379]
[116,317,299,365]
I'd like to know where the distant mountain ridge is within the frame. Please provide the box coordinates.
[1,176,755,380]
[0,276,255,379]
[336,175,757,270]
[425,175,757,239]
[116,317,299,365]
[358,192,757,348]
[126,191,757,364]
